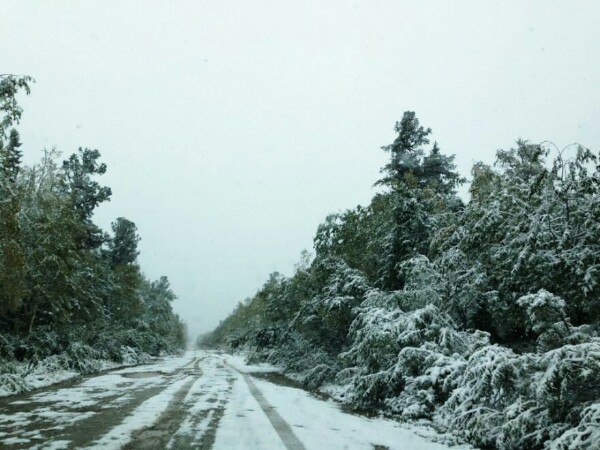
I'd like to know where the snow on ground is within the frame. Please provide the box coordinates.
[86,375,192,448]
[0,355,154,398]
[0,352,197,449]
[23,367,81,391]
[255,376,465,450]
[225,353,283,374]
[0,350,473,449]
[167,354,232,446]
[109,352,194,376]
[212,371,288,450]
[219,353,473,450]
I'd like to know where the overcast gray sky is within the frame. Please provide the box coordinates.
[2,1,599,340]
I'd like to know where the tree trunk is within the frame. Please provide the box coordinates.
[27,305,37,335]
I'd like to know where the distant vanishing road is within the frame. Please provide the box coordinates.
[0,351,468,450]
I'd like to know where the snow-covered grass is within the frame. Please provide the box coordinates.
[0,347,152,398]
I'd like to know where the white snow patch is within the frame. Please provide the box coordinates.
[252,376,473,450]
[225,354,282,374]
[212,371,287,450]
[85,375,192,449]
[31,440,71,450]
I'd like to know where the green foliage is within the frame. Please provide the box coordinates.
[0,75,186,382]
[108,217,140,266]
[0,74,33,137]
[0,77,29,320]
[203,111,600,449]
[376,112,464,290]
[377,111,432,187]
[439,142,600,340]
[62,148,112,249]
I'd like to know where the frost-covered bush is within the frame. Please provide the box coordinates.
[387,347,470,419]
[336,286,600,449]
[339,294,490,413]
[243,327,338,389]
[518,290,568,335]
[341,290,403,372]
[517,290,595,352]
[336,293,404,407]
[303,363,338,390]
[94,330,129,362]
[294,258,372,354]
[119,346,148,365]
[0,334,16,359]
[550,403,600,450]
[16,330,65,360]
[93,327,170,361]
[30,342,103,375]
[535,342,600,423]
[0,325,164,396]
[439,339,600,450]
[0,371,29,396]
[63,342,104,373]
[441,345,524,447]
[397,255,445,310]
[381,313,488,419]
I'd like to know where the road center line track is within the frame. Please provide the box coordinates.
[226,360,306,450]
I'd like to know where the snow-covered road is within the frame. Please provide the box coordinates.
[0,351,471,449]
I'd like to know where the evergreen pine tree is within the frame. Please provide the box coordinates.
[0,76,31,322]
[377,112,463,290]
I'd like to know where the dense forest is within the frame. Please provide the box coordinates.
[203,112,600,449]
[0,75,186,393]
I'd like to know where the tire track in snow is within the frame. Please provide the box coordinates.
[123,358,205,449]
[0,353,201,449]
[161,355,238,449]
[123,377,197,449]
[226,360,306,450]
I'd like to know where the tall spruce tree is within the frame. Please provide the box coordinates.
[108,217,140,267]
[377,112,463,290]
[0,75,32,321]
[62,148,112,250]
